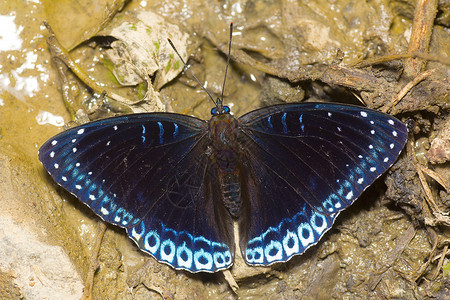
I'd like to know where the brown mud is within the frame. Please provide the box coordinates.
[0,0,449,299]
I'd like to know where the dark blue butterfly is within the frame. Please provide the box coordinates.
[39,100,407,273]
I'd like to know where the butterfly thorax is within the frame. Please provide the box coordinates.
[209,113,242,218]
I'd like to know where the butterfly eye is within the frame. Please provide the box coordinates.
[211,106,230,116]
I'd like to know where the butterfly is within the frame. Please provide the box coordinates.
[38,97,408,272]
[39,22,408,273]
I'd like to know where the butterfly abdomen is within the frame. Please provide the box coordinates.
[220,172,241,218]
[209,114,242,218]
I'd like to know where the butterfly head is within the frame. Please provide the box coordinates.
[168,23,234,119]
[211,98,231,116]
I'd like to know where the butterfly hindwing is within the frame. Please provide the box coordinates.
[237,103,408,266]
[127,138,235,272]
[38,113,234,272]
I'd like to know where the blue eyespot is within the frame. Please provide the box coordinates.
[211,106,230,116]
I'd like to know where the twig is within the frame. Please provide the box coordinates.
[404,0,439,77]
[223,270,239,293]
[81,222,107,300]
[413,228,439,281]
[368,224,416,290]
[352,52,450,68]
[418,164,450,192]
[409,136,441,214]
[383,68,437,113]
[44,21,143,107]
[432,244,449,280]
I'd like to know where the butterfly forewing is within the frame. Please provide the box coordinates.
[238,103,408,266]
[39,113,234,272]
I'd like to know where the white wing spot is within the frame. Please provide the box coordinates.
[392,130,398,137]
[390,143,395,149]
[75,184,82,190]
[50,151,55,158]
[51,140,58,145]
[89,195,96,200]
[88,172,92,175]
[337,126,342,132]
[360,111,368,117]
[62,176,67,182]
[77,128,85,135]
[114,216,121,222]
[370,120,374,124]
[370,167,377,172]
[113,126,118,130]
[75,162,80,167]
[369,144,374,149]
[384,157,389,162]
[100,207,109,215]
[282,231,299,257]
[328,112,332,117]
[72,147,77,153]
[346,191,353,200]
[388,119,395,125]
[357,178,364,184]
[71,139,76,143]
[106,141,111,146]
[54,163,59,169]
[370,130,375,134]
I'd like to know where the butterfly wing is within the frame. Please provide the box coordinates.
[237,103,408,266]
[39,113,234,272]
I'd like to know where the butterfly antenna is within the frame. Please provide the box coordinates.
[167,38,217,108]
[221,22,233,106]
